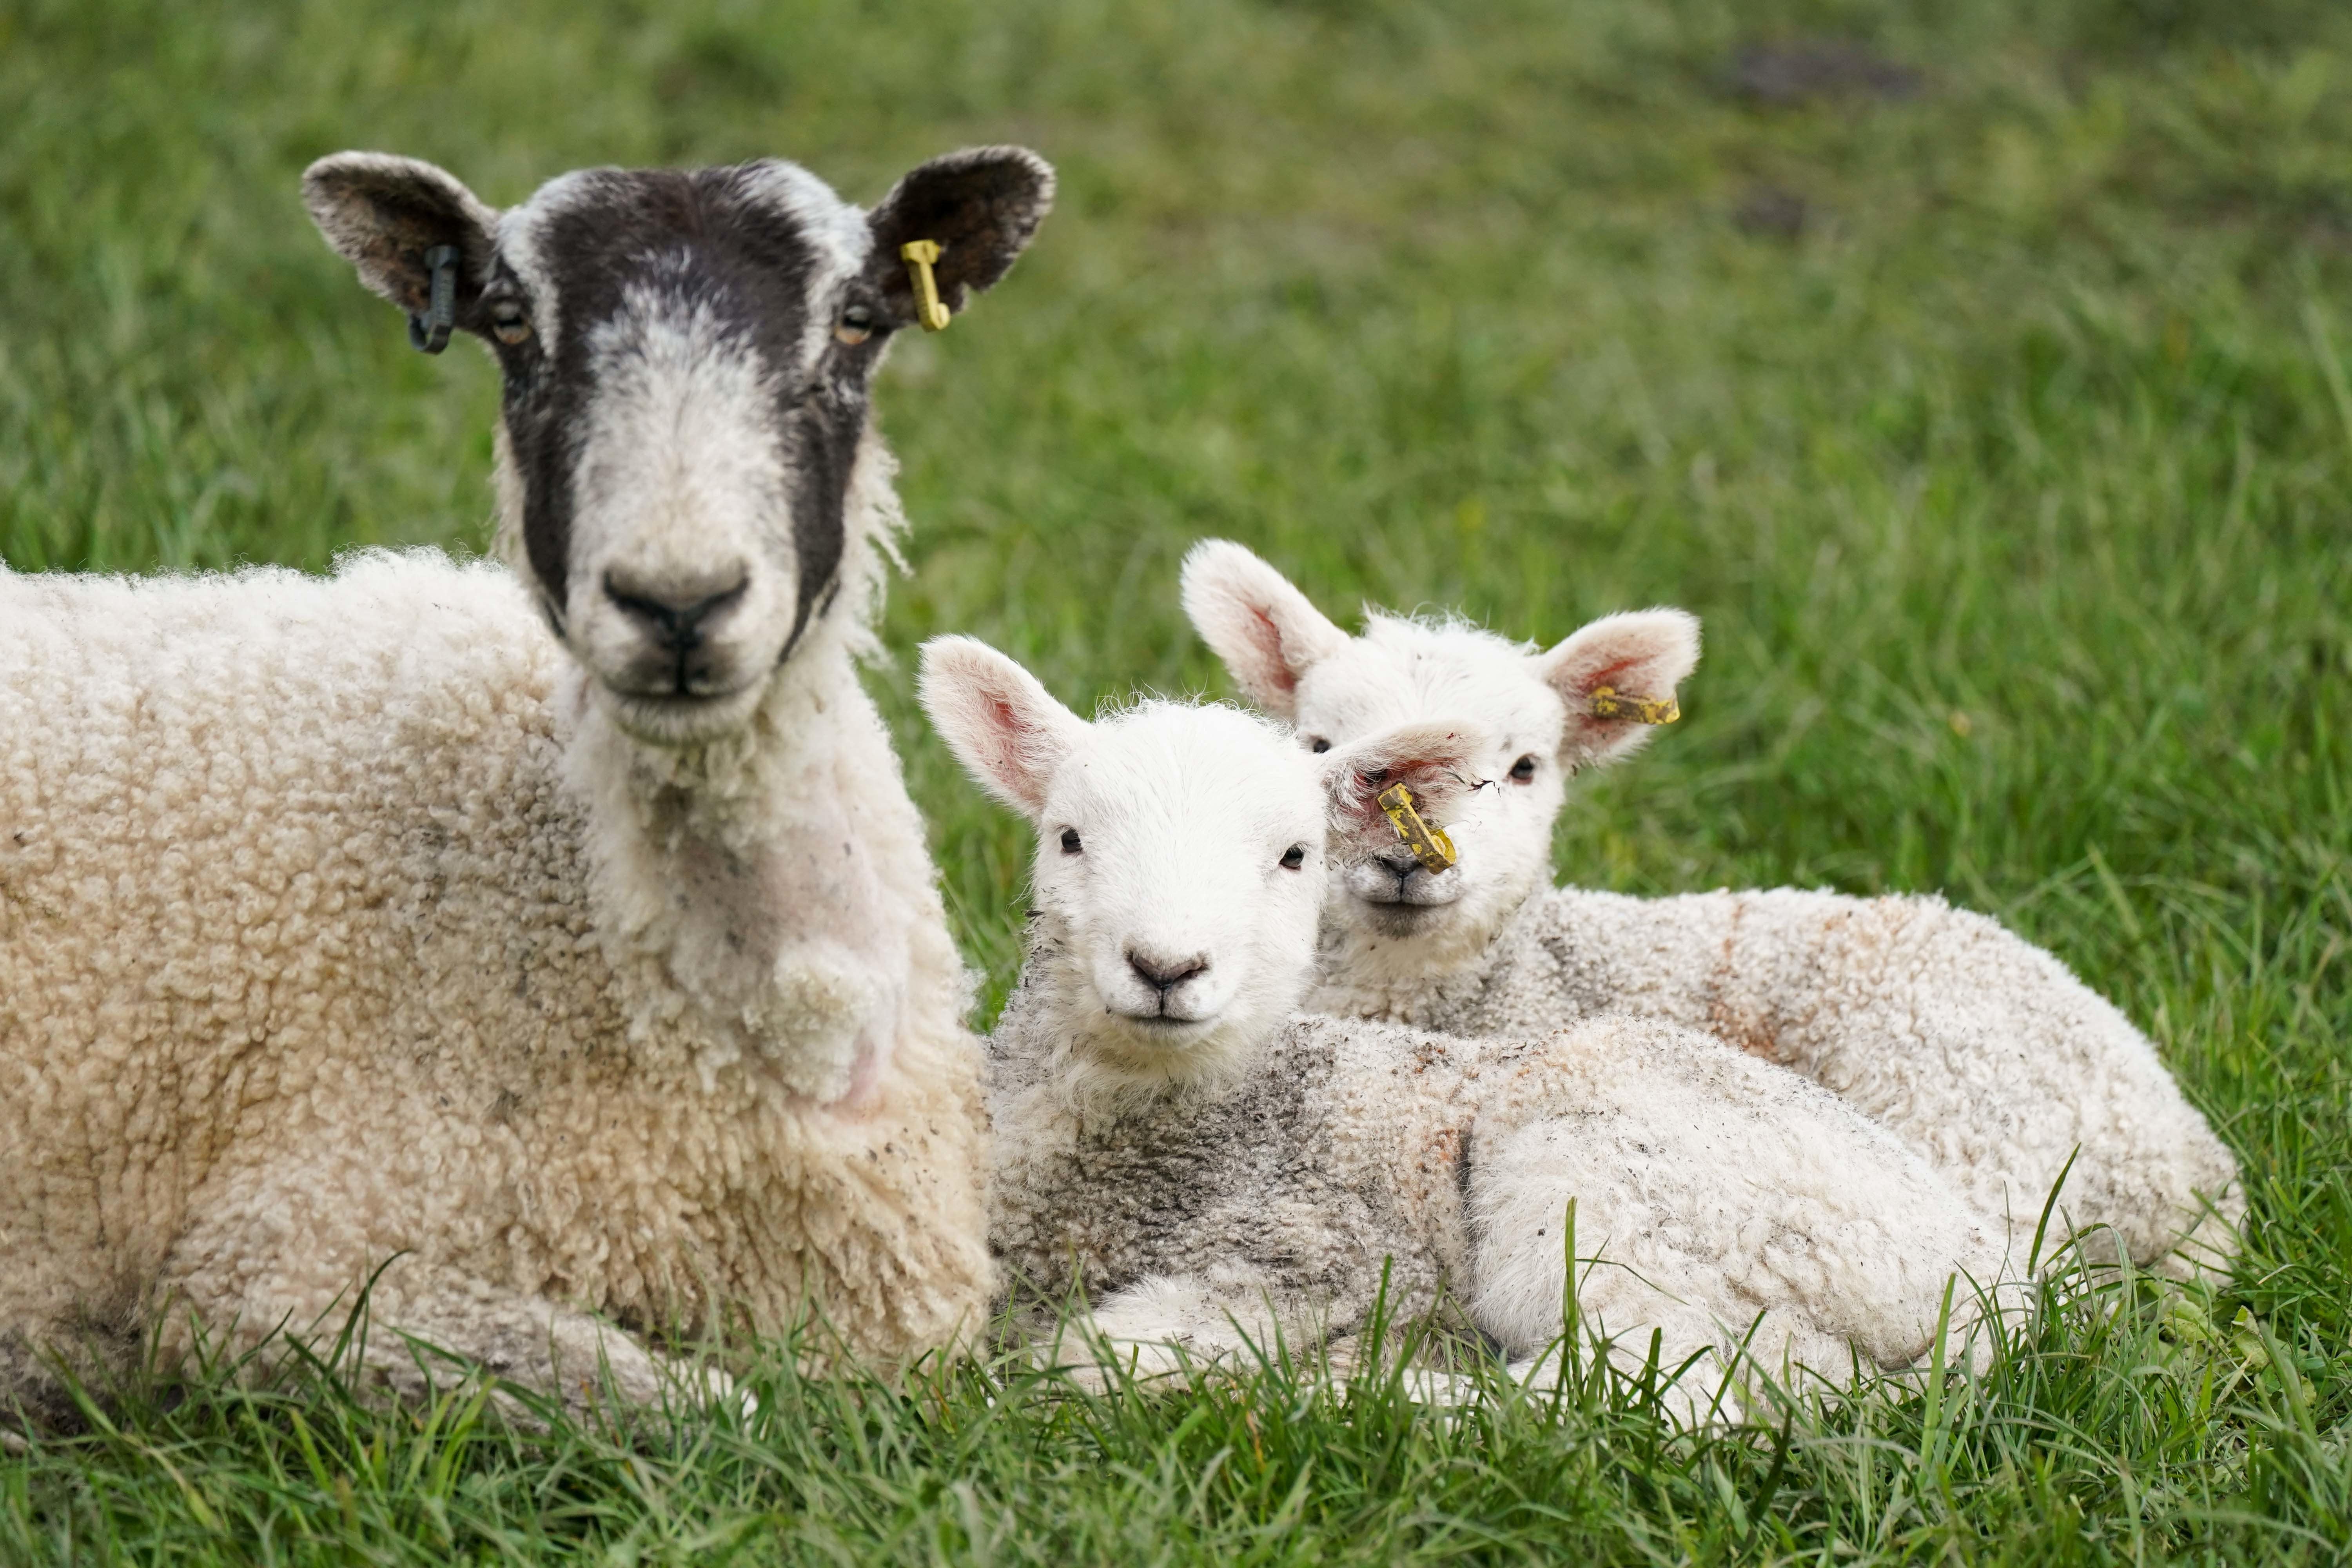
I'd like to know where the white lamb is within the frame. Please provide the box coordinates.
[919,636,2015,1419]
[1180,539,2243,1278]
[0,145,1054,1420]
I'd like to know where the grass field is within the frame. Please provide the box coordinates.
[5,0,2351,1559]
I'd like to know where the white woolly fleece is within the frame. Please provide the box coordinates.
[1179,539,2243,1280]
[0,526,988,1415]
[989,995,2017,1420]
[1319,885,2245,1278]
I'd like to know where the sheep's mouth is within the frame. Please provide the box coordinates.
[597,676,768,742]
[1103,1010,1220,1043]
[1343,858,1465,912]
[615,679,756,709]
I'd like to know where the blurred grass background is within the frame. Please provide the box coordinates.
[4,0,2350,1559]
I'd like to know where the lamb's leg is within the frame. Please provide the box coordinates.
[1464,1043,2011,1419]
[1040,1271,1338,1390]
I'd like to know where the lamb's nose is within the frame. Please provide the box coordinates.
[1128,950,1209,993]
[604,570,749,652]
[1376,848,1423,882]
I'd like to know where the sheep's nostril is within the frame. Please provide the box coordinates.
[1377,849,1423,882]
[1127,950,1209,993]
[603,571,750,652]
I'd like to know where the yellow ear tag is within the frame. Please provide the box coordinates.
[900,240,952,332]
[1375,782,1458,873]
[1588,686,1680,725]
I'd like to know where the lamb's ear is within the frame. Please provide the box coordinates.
[302,153,501,327]
[1320,720,1491,858]
[862,147,1054,329]
[918,636,1088,821]
[1532,608,1702,769]
[1180,539,1351,722]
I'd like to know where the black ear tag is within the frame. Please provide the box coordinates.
[408,245,459,354]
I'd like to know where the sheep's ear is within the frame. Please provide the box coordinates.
[1320,720,1490,857]
[1180,540,1351,722]
[302,153,501,326]
[918,636,1088,820]
[1531,608,1702,769]
[862,147,1054,329]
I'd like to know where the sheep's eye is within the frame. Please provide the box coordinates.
[1308,737,1330,754]
[1280,844,1308,870]
[1059,828,1082,854]
[489,301,532,346]
[835,305,876,346]
[1510,754,1538,782]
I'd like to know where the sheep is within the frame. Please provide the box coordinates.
[1179,539,2244,1279]
[918,636,2016,1419]
[0,145,1054,1422]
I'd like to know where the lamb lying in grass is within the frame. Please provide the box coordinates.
[1,145,1052,1422]
[919,636,2014,1416]
[1180,539,2243,1279]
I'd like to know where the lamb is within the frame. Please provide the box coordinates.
[1179,539,2244,1279]
[0,145,1053,1421]
[918,636,2015,1418]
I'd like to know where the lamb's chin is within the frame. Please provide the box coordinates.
[1071,1011,1263,1097]
[1097,1013,1224,1058]
[1352,898,1463,939]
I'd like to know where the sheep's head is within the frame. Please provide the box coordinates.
[304,148,1053,745]
[918,636,1485,1096]
[1181,539,1699,970]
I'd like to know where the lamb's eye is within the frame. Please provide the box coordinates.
[1280,844,1308,870]
[1059,828,1082,854]
[489,301,532,346]
[1308,737,1330,754]
[1510,754,1538,782]
[835,305,876,346]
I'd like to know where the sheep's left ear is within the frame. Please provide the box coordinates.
[1180,539,1352,722]
[1321,720,1490,857]
[1532,608,1702,769]
[918,635,1088,821]
[862,147,1055,329]
[302,152,501,328]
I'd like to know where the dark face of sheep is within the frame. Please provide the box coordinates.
[304,148,1053,742]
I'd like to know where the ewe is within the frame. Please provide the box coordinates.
[0,147,1051,1419]
[1180,539,2243,1278]
[920,637,2012,1418]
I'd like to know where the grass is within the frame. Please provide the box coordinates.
[3,0,2348,1558]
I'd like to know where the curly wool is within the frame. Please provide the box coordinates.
[0,546,988,1416]
[1315,885,2243,1277]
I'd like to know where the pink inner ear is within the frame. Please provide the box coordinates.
[985,695,1047,804]
[1344,741,1478,814]
[1248,606,1299,695]
[1572,654,1643,697]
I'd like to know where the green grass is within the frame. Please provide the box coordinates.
[4,0,2349,1558]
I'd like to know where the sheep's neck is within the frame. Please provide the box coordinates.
[565,652,908,1107]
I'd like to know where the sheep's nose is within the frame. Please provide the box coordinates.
[1128,949,1209,993]
[604,569,749,652]
[1376,848,1423,882]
